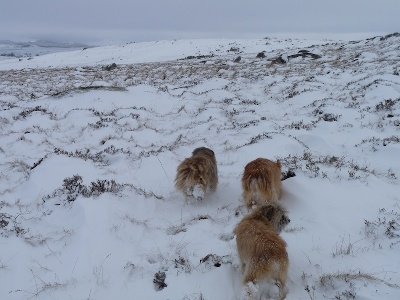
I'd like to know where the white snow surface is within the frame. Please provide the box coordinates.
[0,34,400,300]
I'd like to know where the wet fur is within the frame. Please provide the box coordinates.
[175,147,218,202]
[242,158,282,209]
[235,203,290,300]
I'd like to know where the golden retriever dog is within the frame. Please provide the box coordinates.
[175,147,218,202]
[242,158,282,209]
[235,203,290,300]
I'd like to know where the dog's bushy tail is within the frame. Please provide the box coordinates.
[175,158,206,191]
[251,177,268,201]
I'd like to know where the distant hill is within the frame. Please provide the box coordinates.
[0,39,93,60]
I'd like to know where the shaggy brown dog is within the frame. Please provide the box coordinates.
[242,158,282,209]
[175,147,218,202]
[235,203,290,300]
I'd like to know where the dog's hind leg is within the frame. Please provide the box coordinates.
[192,184,205,201]
[275,268,288,300]
[242,281,259,300]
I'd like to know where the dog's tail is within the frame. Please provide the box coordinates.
[175,160,206,190]
[247,177,266,193]
[247,176,282,203]
[175,164,193,190]
[242,177,265,205]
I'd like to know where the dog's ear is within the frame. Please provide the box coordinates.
[263,205,275,221]
[276,160,281,168]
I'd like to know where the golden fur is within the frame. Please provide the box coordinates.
[175,147,218,202]
[242,158,282,209]
[235,203,290,300]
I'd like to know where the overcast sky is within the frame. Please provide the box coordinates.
[1,0,399,45]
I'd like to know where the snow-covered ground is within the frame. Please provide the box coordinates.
[0,34,399,300]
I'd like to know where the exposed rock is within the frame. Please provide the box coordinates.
[268,50,322,65]
[103,63,117,71]
[269,55,287,64]
[181,54,214,60]
[380,32,400,41]
[234,56,241,63]
[256,51,266,58]
[287,50,322,60]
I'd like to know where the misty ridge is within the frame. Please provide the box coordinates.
[0,39,92,59]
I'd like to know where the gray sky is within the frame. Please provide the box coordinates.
[1,0,399,45]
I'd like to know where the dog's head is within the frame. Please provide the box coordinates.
[192,147,215,159]
[260,203,290,233]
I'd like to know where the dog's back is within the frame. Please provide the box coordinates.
[235,204,289,299]
[235,218,288,282]
[242,158,282,209]
[175,147,218,201]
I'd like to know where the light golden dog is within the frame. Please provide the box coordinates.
[235,203,290,300]
[175,147,218,202]
[242,158,282,209]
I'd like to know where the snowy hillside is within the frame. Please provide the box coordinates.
[0,34,399,300]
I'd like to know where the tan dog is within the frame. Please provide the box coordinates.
[242,158,282,209]
[235,203,290,300]
[175,147,218,202]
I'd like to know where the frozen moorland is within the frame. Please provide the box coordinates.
[0,34,400,300]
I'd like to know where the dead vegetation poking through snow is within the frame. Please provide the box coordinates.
[0,34,400,299]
